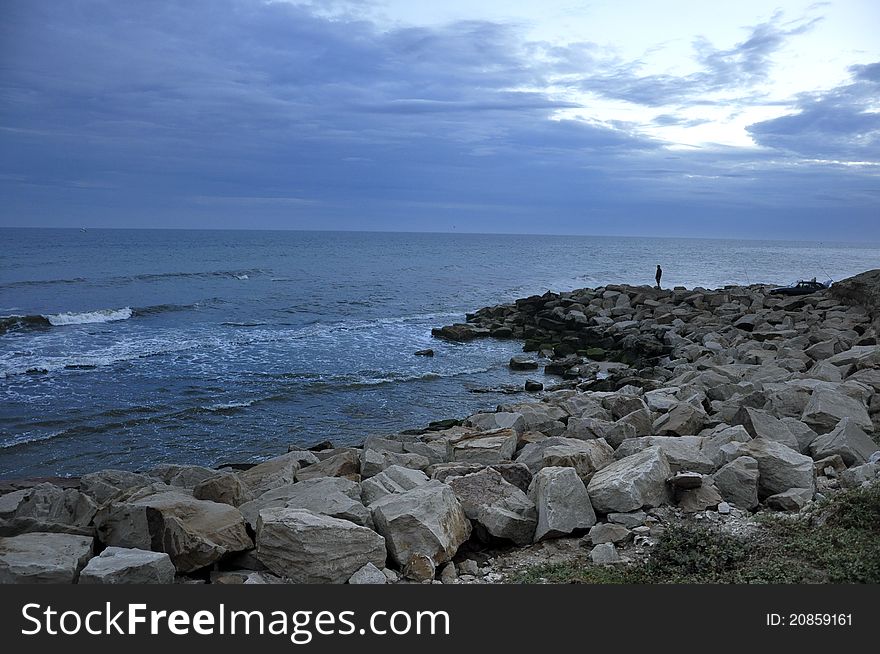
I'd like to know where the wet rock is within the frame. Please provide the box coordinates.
[509,355,539,370]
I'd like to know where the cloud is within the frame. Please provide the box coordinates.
[0,0,876,239]
[572,14,821,107]
[747,62,880,160]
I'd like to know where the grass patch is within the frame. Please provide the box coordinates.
[510,483,880,584]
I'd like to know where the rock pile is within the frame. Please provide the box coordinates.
[2,272,880,583]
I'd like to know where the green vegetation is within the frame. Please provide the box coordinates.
[511,482,880,584]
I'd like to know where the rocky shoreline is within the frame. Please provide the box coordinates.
[2,270,880,584]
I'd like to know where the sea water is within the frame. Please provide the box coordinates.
[2,228,878,477]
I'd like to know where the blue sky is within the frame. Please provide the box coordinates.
[1,0,878,239]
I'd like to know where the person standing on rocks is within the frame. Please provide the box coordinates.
[655,264,663,289]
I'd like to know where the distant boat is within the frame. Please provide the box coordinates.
[80,227,87,232]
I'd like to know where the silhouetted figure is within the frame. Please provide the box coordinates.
[655,264,662,289]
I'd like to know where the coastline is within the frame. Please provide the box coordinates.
[1,270,879,584]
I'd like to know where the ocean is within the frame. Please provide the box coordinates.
[2,228,879,478]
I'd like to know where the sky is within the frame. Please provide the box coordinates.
[0,0,878,239]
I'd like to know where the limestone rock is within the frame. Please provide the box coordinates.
[809,418,880,466]
[736,439,815,499]
[256,508,386,583]
[79,547,175,584]
[148,464,219,490]
[588,522,631,545]
[94,490,252,573]
[616,436,714,474]
[801,389,872,433]
[448,468,536,545]
[348,562,387,584]
[79,470,158,505]
[712,456,759,510]
[731,407,799,451]
[296,450,361,481]
[765,488,813,511]
[0,532,94,583]
[239,477,371,529]
[652,402,709,436]
[587,447,673,513]
[540,438,616,481]
[371,481,471,570]
[465,412,526,433]
[447,429,517,465]
[238,452,304,495]
[528,467,596,541]
[360,449,430,479]
[193,471,252,507]
[13,483,97,528]
[590,542,620,564]
[676,479,723,513]
[361,465,429,507]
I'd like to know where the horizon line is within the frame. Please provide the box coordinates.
[2,225,879,246]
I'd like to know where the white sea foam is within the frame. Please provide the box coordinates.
[44,307,133,326]
[204,400,254,411]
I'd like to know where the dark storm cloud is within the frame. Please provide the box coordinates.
[0,1,876,239]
